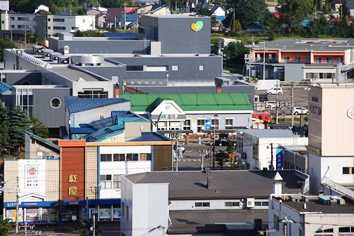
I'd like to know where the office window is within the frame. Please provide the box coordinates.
[113,175,121,188]
[140,153,151,161]
[195,202,210,208]
[225,118,233,128]
[199,65,204,70]
[113,153,125,161]
[294,56,301,62]
[326,57,333,63]
[127,153,138,161]
[284,56,290,62]
[172,65,179,71]
[101,154,112,162]
[315,57,322,63]
[53,18,65,22]
[255,201,269,206]
[225,201,239,207]
[343,167,354,174]
[53,26,66,30]
[101,175,112,189]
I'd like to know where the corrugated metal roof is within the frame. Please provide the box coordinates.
[25,131,59,150]
[128,132,171,142]
[237,129,296,138]
[65,96,129,114]
[120,93,252,112]
[0,82,12,94]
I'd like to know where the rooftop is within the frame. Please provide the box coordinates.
[237,129,303,139]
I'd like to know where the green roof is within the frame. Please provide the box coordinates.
[120,93,253,112]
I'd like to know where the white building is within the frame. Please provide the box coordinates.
[307,84,354,194]
[269,194,354,236]
[236,129,308,170]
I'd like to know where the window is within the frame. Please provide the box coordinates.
[305,56,310,63]
[195,202,210,208]
[343,167,354,174]
[284,56,290,62]
[121,202,125,216]
[172,65,179,71]
[199,65,204,70]
[101,154,112,162]
[113,154,125,161]
[183,119,191,131]
[78,89,109,98]
[82,19,86,23]
[274,215,279,230]
[126,205,129,219]
[225,201,239,207]
[212,118,219,128]
[140,153,151,161]
[337,57,342,63]
[101,175,112,189]
[50,98,61,109]
[294,56,301,62]
[315,57,322,63]
[255,201,269,206]
[113,175,121,188]
[326,57,333,63]
[53,18,65,22]
[53,26,66,30]
[197,119,205,132]
[225,118,233,128]
[127,153,138,161]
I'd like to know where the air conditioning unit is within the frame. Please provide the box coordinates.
[246,198,255,208]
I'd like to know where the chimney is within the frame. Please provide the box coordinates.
[216,83,222,93]
[273,172,283,196]
[207,176,213,189]
[114,83,120,98]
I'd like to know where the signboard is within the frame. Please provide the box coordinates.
[276,149,283,170]
[205,119,211,130]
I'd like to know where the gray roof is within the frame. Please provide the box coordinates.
[237,129,297,138]
[168,209,268,234]
[278,198,354,214]
[65,96,129,114]
[126,170,307,200]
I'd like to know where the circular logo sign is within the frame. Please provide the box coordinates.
[347,108,354,119]
[28,167,37,175]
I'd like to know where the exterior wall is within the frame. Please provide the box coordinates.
[123,122,151,140]
[3,160,19,202]
[304,214,354,235]
[5,71,42,85]
[46,159,60,201]
[24,134,59,159]
[85,146,98,200]
[278,51,311,63]
[72,80,113,99]
[1,13,36,32]
[308,153,322,194]
[284,64,304,82]
[120,179,169,236]
[59,140,86,200]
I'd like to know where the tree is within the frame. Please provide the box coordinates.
[195,5,213,16]
[223,0,267,29]
[233,20,242,32]
[9,106,31,154]
[30,117,49,138]
[0,215,14,235]
[0,38,16,62]
[0,101,10,154]
[277,0,314,31]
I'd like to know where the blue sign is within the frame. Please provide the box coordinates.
[205,119,211,130]
[276,149,283,170]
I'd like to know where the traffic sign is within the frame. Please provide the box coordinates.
[205,119,211,130]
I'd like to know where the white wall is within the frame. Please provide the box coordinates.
[169,199,269,210]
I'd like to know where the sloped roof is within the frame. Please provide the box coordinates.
[120,93,253,112]
[125,170,307,200]
[65,96,129,114]
[128,132,171,142]
[0,82,12,94]
[25,131,60,151]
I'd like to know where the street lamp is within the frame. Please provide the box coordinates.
[212,114,218,170]
[267,143,274,170]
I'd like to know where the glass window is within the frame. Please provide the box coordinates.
[101,154,112,162]
[195,202,210,208]
[326,57,333,63]
[294,56,301,62]
[343,167,352,174]
[140,153,151,161]
[113,154,125,161]
[113,175,121,188]
[50,98,61,108]
[284,56,290,62]
[199,65,204,70]
[225,201,239,207]
[172,65,178,71]
[101,175,112,189]
[225,118,233,127]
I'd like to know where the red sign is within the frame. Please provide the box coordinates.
[28,167,37,175]
[310,105,321,115]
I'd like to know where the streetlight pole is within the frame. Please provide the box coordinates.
[212,114,218,170]
[269,143,274,170]
[263,42,266,80]
[15,176,19,234]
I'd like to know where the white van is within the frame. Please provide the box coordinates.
[267,87,283,95]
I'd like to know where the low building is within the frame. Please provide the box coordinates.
[121,169,309,236]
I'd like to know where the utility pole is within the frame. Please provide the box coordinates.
[291,83,294,127]
[15,176,19,234]
[24,26,27,49]
[263,42,266,80]
[93,214,96,236]
[276,80,279,124]
[124,3,126,31]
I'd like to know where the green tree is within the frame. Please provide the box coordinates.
[226,140,235,153]
[0,101,10,154]
[0,38,16,62]
[233,20,242,32]
[301,16,330,37]
[75,30,105,37]
[30,117,49,138]
[223,0,267,29]
[223,41,249,64]
[0,215,14,235]
[277,0,314,32]
[195,5,213,16]
[9,106,31,155]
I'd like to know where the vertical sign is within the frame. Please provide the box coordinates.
[205,119,211,131]
[276,149,283,170]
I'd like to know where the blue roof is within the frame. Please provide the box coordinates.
[65,96,130,114]
[25,131,59,150]
[129,132,171,142]
[0,82,12,94]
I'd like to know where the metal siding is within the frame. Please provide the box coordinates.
[33,88,71,128]
[284,64,305,82]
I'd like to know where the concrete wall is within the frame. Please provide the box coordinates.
[284,64,304,82]
[5,71,42,85]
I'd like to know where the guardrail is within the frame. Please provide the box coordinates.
[322,177,354,199]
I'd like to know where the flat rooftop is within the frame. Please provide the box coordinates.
[237,129,303,139]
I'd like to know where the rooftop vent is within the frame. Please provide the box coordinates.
[71,55,104,66]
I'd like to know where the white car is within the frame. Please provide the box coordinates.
[293,106,309,115]
[173,144,185,153]
[264,101,277,109]
[267,87,283,95]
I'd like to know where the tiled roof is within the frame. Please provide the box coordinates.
[120,93,253,112]
[0,82,12,94]
[168,209,268,234]
[65,96,129,114]
[128,132,171,142]
[126,170,306,200]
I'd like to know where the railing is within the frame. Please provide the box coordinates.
[321,177,354,200]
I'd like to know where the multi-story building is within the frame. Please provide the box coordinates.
[245,38,354,83]
[0,13,95,40]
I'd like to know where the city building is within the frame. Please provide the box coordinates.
[244,38,354,82]
[235,129,308,170]
[307,84,354,194]
[269,194,354,236]
[121,169,309,236]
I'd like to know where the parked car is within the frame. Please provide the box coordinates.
[267,87,283,95]
[213,138,236,146]
[264,101,277,109]
[293,106,309,115]
[173,144,185,153]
